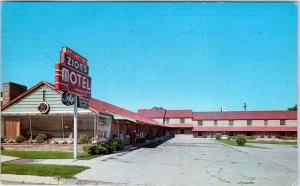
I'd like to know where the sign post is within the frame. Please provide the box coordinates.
[73,95,78,159]
[55,47,92,160]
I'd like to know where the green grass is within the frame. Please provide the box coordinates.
[1,150,100,160]
[247,140,297,145]
[218,139,268,149]
[1,162,89,178]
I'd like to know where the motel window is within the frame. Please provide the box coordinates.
[165,118,169,124]
[280,120,286,126]
[214,120,217,126]
[229,120,234,126]
[180,118,185,124]
[247,120,252,126]
[280,132,285,137]
[264,120,268,126]
[198,120,203,126]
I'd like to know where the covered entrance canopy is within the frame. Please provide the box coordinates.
[1,81,113,141]
[1,81,167,144]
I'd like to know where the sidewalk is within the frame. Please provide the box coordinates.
[1,155,21,163]
[0,136,171,185]
[1,174,71,185]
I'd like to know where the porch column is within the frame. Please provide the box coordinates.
[28,115,33,140]
[106,116,113,142]
[93,114,97,141]
[61,115,64,140]
[117,120,120,138]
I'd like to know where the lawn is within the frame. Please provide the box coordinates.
[1,150,99,160]
[218,139,268,149]
[247,140,297,145]
[1,162,89,178]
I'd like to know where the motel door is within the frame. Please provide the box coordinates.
[5,118,20,139]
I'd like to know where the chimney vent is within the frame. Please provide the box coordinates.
[2,82,27,105]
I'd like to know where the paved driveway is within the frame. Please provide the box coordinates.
[75,135,297,186]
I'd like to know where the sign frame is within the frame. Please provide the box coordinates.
[55,47,92,159]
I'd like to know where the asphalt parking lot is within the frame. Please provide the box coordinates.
[75,135,297,186]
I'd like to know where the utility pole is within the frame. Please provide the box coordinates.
[297,4,300,185]
[163,109,167,124]
[243,103,247,111]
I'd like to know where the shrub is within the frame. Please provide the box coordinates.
[110,138,123,151]
[214,133,222,140]
[95,143,109,155]
[59,140,68,144]
[283,136,297,140]
[83,143,110,155]
[79,134,91,144]
[7,139,15,143]
[236,135,247,146]
[15,135,25,143]
[107,144,114,154]
[35,134,47,144]
[44,133,53,140]
[83,145,96,154]
[1,145,3,150]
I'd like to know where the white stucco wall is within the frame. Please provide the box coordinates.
[251,120,264,127]
[286,120,297,126]
[154,118,164,123]
[167,118,193,124]
[152,117,297,127]
[267,120,280,126]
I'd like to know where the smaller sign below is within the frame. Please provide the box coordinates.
[61,92,76,106]
[77,97,89,109]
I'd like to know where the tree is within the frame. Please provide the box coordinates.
[288,104,297,111]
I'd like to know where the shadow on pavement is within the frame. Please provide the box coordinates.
[142,136,173,148]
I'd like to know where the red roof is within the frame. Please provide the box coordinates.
[193,111,297,120]
[90,98,161,126]
[166,110,193,118]
[138,109,193,118]
[165,124,193,128]
[138,109,296,120]
[192,126,297,132]
[138,109,166,118]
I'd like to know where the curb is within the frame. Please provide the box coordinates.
[87,136,171,162]
[1,156,22,163]
[215,140,249,154]
[1,174,75,185]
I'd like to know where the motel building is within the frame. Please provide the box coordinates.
[0,81,297,142]
[1,81,166,145]
[138,108,297,139]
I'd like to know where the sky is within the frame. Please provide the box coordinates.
[2,2,297,112]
